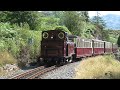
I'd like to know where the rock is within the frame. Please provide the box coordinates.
[3,64,19,72]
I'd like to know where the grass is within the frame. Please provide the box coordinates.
[0,51,17,75]
[0,51,16,67]
[74,55,120,79]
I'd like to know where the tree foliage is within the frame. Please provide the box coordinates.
[81,11,89,22]
[62,11,83,36]
[91,16,106,28]
[117,35,120,47]
[91,15,107,40]
[0,11,40,30]
[102,30,110,41]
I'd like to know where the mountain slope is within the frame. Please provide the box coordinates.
[101,14,120,30]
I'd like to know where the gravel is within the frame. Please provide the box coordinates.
[40,61,80,79]
[0,69,24,79]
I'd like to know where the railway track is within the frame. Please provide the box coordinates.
[9,66,56,79]
[9,59,80,79]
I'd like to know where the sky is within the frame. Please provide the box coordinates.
[89,11,120,17]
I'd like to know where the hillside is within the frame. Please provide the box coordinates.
[102,14,120,30]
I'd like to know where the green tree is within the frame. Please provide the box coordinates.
[102,30,110,41]
[62,11,83,36]
[81,11,89,22]
[0,11,11,22]
[8,11,40,30]
[92,16,106,28]
[91,15,106,40]
[39,17,60,31]
[51,11,64,18]
[0,11,41,30]
[117,35,120,47]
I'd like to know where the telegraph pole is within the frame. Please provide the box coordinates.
[96,11,101,39]
[96,11,100,24]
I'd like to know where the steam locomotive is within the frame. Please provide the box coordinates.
[39,29,118,66]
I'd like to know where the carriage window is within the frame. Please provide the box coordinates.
[95,42,96,48]
[94,42,96,47]
[100,42,102,48]
[79,39,80,47]
[79,39,81,47]
[84,41,90,48]
[101,43,103,48]
[96,42,98,48]
[87,42,89,48]
[105,42,107,48]
[86,42,88,47]
[78,39,79,47]
[85,42,86,47]
[98,42,100,48]
[84,42,86,47]
[84,42,85,47]
[88,42,90,48]
[95,42,97,48]
[78,39,80,47]
[106,43,108,48]
[107,43,109,48]
[81,39,83,47]
[88,42,89,48]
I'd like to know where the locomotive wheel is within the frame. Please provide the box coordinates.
[69,56,72,62]
[65,58,69,63]
[60,58,65,66]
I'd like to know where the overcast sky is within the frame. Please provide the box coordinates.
[89,11,120,17]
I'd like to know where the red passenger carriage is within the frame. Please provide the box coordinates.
[112,43,118,53]
[92,39,105,55]
[75,37,93,58]
[105,41,113,54]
